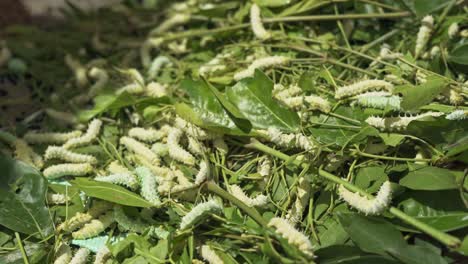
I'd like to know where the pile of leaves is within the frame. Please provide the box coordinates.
[0,0,467,263]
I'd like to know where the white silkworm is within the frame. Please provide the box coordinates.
[63,119,102,149]
[365,112,444,131]
[234,56,290,81]
[72,211,114,239]
[448,23,459,39]
[147,56,171,80]
[14,139,43,168]
[335,80,394,99]
[286,177,310,224]
[120,136,160,164]
[250,4,270,40]
[267,128,314,151]
[45,108,77,124]
[175,117,215,140]
[179,199,222,230]
[187,136,205,155]
[141,38,164,67]
[116,83,145,95]
[195,160,209,185]
[93,246,111,264]
[354,92,401,110]
[107,161,131,174]
[128,127,165,142]
[304,95,331,112]
[167,127,196,165]
[150,13,191,35]
[338,181,392,215]
[45,146,97,164]
[446,110,468,120]
[65,54,88,88]
[47,193,69,204]
[200,245,224,264]
[229,184,268,207]
[281,96,304,109]
[151,143,169,156]
[273,84,302,99]
[116,69,145,95]
[145,82,168,98]
[430,46,440,58]
[95,173,139,190]
[43,163,93,179]
[59,201,111,232]
[135,166,161,206]
[88,67,109,97]
[268,217,314,257]
[70,248,90,264]
[415,16,434,58]
[24,130,82,144]
[114,205,148,233]
[449,89,463,105]
[258,156,271,177]
[54,243,72,264]
[199,52,231,76]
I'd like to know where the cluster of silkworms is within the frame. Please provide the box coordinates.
[365,112,444,131]
[266,127,315,151]
[273,84,331,112]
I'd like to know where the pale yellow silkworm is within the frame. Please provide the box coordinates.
[45,146,97,164]
[43,163,93,179]
[250,4,270,40]
[72,211,114,239]
[24,130,82,144]
[200,245,224,264]
[63,119,102,149]
[128,127,165,142]
[268,217,314,257]
[120,136,160,164]
[54,243,72,264]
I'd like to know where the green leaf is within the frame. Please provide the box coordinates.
[401,0,450,17]
[79,92,139,121]
[70,178,153,207]
[458,235,468,256]
[396,190,468,232]
[315,245,401,264]
[0,155,53,237]
[394,76,448,111]
[399,166,458,190]
[226,70,300,132]
[254,0,291,7]
[178,78,246,135]
[379,133,406,147]
[338,213,447,264]
[354,166,388,193]
[449,44,468,66]
[445,135,468,157]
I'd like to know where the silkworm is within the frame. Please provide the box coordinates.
[145,82,168,98]
[415,16,434,58]
[114,205,148,233]
[45,146,97,164]
[120,136,160,164]
[167,127,196,165]
[59,201,112,232]
[70,248,90,264]
[354,92,401,110]
[234,56,290,81]
[47,193,69,205]
[65,54,88,88]
[335,80,393,99]
[93,246,111,264]
[250,3,270,40]
[175,117,215,140]
[150,13,191,35]
[194,160,209,185]
[147,56,171,80]
[72,211,114,239]
[286,177,310,224]
[365,112,444,131]
[88,67,109,97]
[266,128,314,151]
[268,217,314,257]
[135,166,161,206]
[43,163,93,179]
[63,119,102,149]
[338,181,392,215]
[179,199,222,230]
[446,110,468,120]
[54,243,72,264]
[128,127,166,142]
[151,143,169,156]
[24,130,82,144]
[95,173,139,190]
[304,95,331,112]
[200,245,224,264]
[229,184,268,207]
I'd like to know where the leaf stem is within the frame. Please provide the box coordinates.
[246,139,461,248]
[263,12,412,23]
[352,148,432,162]
[15,232,30,264]
[203,181,268,228]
